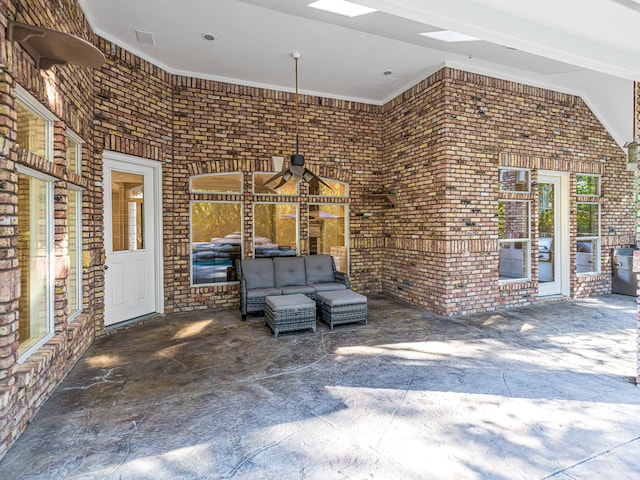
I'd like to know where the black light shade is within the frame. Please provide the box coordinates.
[291,153,305,166]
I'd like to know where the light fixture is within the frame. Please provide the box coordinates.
[308,0,377,17]
[625,80,638,171]
[8,21,105,70]
[263,52,332,192]
[419,30,479,43]
[201,33,216,41]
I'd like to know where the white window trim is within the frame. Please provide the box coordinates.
[65,129,84,175]
[253,201,300,258]
[576,201,601,275]
[498,199,531,283]
[499,167,531,194]
[189,200,243,287]
[68,187,83,319]
[16,165,55,363]
[190,172,244,194]
[15,85,57,162]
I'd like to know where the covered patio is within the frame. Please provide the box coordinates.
[1,294,639,479]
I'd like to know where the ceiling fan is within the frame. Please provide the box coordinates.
[262,51,332,192]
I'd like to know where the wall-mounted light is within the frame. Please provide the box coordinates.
[625,138,638,171]
[271,156,284,172]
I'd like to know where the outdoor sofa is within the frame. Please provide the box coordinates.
[236,254,350,320]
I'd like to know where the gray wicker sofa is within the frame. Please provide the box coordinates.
[237,254,350,320]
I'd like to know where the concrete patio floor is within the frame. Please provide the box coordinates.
[1,294,640,479]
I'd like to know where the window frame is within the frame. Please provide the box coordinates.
[309,202,350,274]
[65,129,84,175]
[15,85,56,162]
[499,168,531,194]
[253,172,299,196]
[67,187,83,319]
[189,172,244,194]
[189,200,244,287]
[253,201,300,258]
[576,174,601,197]
[498,199,531,282]
[16,165,55,362]
[576,201,601,275]
[309,178,349,198]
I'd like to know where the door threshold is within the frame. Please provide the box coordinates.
[535,294,567,302]
[105,312,161,333]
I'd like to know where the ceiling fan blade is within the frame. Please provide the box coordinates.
[262,170,285,187]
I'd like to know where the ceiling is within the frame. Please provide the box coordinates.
[78,0,640,149]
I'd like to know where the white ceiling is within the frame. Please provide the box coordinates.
[78,0,640,149]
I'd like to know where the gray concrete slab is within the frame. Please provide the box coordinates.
[1,294,639,480]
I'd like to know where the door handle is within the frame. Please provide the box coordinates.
[104,264,109,270]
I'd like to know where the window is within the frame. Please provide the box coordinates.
[17,167,54,358]
[66,130,83,175]
[576,202,600,274]
[253,172,298,195]
[576,174,600,196]
[67,188,82,318]
[190,173,243,194]
[499,168,530,193]
[498,200,530,281]
[309,178,349,197]
[309,204,348,272]
[191,201,242,285]
[16,86,55,162]
[254,203,298,257]
[111,171,145,251]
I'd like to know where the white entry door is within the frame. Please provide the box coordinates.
[104,153,161,326]
[538,172,569,297]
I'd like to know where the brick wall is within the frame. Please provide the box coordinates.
[0,0,98,459]
[1,0,637,460]
[381,68,633,315]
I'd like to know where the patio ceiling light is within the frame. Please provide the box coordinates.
[308,0,377,17]
[419,30,480,43]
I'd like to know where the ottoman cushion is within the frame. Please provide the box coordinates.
[317,290,366,306]
[266,293,315,311]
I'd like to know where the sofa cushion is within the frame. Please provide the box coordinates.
[280,285,315,296]
[241,258,276,289]
[246,287,282,299]
[273,257,306,287]
[310,282,347,292]
[304,254,335,285]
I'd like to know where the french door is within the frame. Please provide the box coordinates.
[537,172,569,297]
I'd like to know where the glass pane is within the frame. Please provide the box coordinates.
[538,183,555,283]
[577,203,599,236]
[16,100,48,160]
[191,202,242,284]
[254,203,298,257]
[499,242,528,279]
[576,175,600,196]
[191,173,242,193]
[577,240,598,274]
[498,201,529,240]
[309,204,347,271]
[254,173,298,195]
[499,169,529,192]
[67,190,80,315]
[111,171,144,252]
[309,178,348,197]
[17,173,50,353]
[66,137,80,174]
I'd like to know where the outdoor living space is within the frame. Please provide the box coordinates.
[1,294,639,479]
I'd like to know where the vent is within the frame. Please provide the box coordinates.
[135,30,154,45]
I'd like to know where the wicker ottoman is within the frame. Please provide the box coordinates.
[316,290,367,330]
[264,294,316,337]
